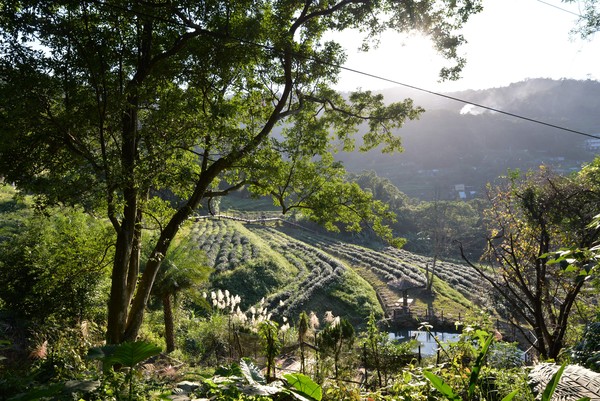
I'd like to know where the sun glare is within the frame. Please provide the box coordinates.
[326,29,450,92]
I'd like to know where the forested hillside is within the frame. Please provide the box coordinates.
[338,79,600,200]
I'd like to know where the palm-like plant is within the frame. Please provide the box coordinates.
[151,241,210,353]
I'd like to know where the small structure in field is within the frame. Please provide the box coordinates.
[388,277,425,316]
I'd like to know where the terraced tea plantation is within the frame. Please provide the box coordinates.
[189,218,382,324]
[190,217,488,325]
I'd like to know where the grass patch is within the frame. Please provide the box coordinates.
[328,268,384,324]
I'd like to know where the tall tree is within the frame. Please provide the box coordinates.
[461,163,600,359]
[0,0,481,343]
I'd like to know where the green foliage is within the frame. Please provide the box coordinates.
[0,0,481,343]
[349,171,485,259]
[88,341,162,401]
[474,163,600,359]
[0,206,112,323]
[258,321,280,381]
[423,370,462,401]
[90,341,162,372]
[212,258,292,309]
[149,233,211,353]
[0,319,104,400]
[0,185,31,241]
[284,373,323,401]
[571,320,600,372]
[179,313,230,365]
[564,0,600,38]
[421,324,512,401]
[319,316,355,379]
[487,342,525,369]
[327,268,384,321]
[199,358,323,401]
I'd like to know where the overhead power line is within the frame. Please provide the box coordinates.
[330,64,600,140]
[534,0,583,17]
[81,0,600,140]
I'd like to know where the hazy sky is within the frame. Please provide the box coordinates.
[329,0,600,92]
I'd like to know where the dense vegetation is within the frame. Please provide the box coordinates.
[2,0,600,399]
[2,157,600,400]
[0,0,478,346]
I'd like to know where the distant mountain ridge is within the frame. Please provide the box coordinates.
[337,79,600,200]
[379,78,600,127]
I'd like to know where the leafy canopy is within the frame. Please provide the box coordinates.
[0,0,481,342]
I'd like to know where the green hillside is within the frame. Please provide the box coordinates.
[191,216,484,328]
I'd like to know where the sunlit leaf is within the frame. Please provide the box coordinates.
[541,364,566,401]
[423,370,462,401]
[284,373,323,401]
[241,358,265,385]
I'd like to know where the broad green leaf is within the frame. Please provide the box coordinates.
[105,341,161,369]
[468,333,494,397]
[284,373,323,401]
[423,370,462,401]
[8,383,64,400]
[501,389,519,401]
[214,362,242,377]
[241,358,265,384]
[541,363,566,401]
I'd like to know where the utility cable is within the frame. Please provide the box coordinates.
[534,0,583,17]
[330,63,600,140]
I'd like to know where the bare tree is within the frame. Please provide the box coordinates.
[461,165,600,359]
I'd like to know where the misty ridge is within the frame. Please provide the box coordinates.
[336,78,600,200]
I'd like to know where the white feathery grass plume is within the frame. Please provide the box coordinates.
[309,311,320,329]
[324,311,335,324]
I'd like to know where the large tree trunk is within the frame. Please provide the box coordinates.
[106,134,138,343]
[106,85,140,342]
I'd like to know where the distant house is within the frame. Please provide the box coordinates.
[454,184,477,200]
[585,138,600,151]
